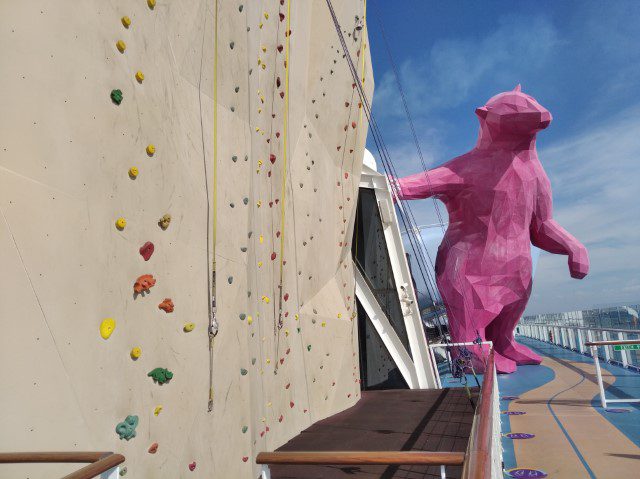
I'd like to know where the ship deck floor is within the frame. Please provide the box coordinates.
[498,336,640,478]
[268,388,476,479]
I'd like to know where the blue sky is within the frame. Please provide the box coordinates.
[366,0,640,315]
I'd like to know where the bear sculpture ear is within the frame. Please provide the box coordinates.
[513,84,521,92]
[475,106,489,119]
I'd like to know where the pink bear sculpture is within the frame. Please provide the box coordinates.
[396,85,589,373]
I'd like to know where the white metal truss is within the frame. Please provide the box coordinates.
[355,165,437,389]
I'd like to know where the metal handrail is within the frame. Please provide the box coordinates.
[585,339,640,347]
[256,450,465,465]
[0,452,124,479]
[522,323,640,335]
[461,349,496,479]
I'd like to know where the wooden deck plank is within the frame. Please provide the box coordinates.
[269,388,476,479]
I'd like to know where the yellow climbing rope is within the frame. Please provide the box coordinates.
[208,0,219,413]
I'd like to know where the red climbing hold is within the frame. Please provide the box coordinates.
[134,274,156,293]
[337,146,341,151]
[189,462,196,471]
[279,358,284,365]
[148,443,159,454]
[242,456,249,462]
[278,414,283,423]
[158,298,174,313]
[279,91,284,99]
[270,154,276,164]
[345,101,350,107]
[139,241,155,261]
[276,131,280,138]
[277,45,283,53]
[283,292,289,301]
[284,311,289,317]
[271,252,277,260]
[286,347,290,355]
[290,401,294,408]
[352,121,357,129]
[344,172,349,179]
[276,231,281,238]
[351,83,356,89]
[276,77,281,88]
[285,383,290,389]
[279,12,285,21]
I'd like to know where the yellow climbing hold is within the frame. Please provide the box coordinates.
[115,217,127,230]
[148,0,156,9]
[295,314,299,320]
[266,358,271,364]
[100,318,116,339]
[322,321,326,327]
[337,313,342,319]
[259,235,264,244]
[259,22,263,29]
[258,261,263,267]
[183,322,195,332]
[247,316,253,325]
[116,40,126,53]
[128,166,139,178]
[154,405,163,416]
[135,71,145,83]
[146,144,155,156]
[256,200,262,207]
[130,347,142,359]
[261,45,267,53]
[285,329,289,337]
[263,12,269,19]
[121,16,131,28]
[258,160,263,167]
[261,295,270,303]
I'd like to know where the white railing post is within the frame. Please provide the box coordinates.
[603,331,611,362]
[618,332,629,367]
[587,330,595,357]
[577,329,584,354]
[592,345,608,408]
[569,329,576,350]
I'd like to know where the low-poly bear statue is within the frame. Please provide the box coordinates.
[396,85,589,373]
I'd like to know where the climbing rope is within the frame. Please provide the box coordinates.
[274,0,291,374]
[206,0,220,413]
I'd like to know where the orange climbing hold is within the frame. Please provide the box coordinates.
[148,443,158,454]
[158,298,174,313]
[134,274,156,293]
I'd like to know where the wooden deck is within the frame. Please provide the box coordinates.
[269,388,476,479]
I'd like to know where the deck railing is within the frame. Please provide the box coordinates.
[518,322,640,370]
[0,452,124,479]
[461,349,501,479]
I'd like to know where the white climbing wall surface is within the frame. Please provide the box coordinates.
[0,0,373,477]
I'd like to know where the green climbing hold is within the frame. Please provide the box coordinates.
[235,86,240,93]
[242,425,248,433]
[230,106,235,112]
[243,197,248,205]
[111,89,123,105]
[119,466,128,476]
[245,155,248,161]
[147,367,173,385]
[240,247,247,252]
[239,5,243,12]
[251,357,256,365]
[307,345,312,351]
[228,276,233,284]
[229,41,235,49]
[240,368,248,376]
[239,313,246,321]
[115,415,139,440]
[232,155,238,162]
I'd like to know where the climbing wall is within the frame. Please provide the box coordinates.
[0,0,373,477]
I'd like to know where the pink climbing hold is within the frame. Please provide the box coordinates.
[139,241,154,261]
[396,85,589,374]
[188,462,196,471]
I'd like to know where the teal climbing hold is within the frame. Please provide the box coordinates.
[229,41,235,49]
[230,106,235,112]
[242,425,248,433]
[240,247,247,252]
[111,89,123,105]
[239,5,243,12]
[235,86,240,93]
[232,155,238,162]
[240,368,248,376]
[115,415,139,440]
[251,357,256,365]
[307,345,312,351]
[147,367,173,385]
[228,276,233,284]
[243,197,248,205]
